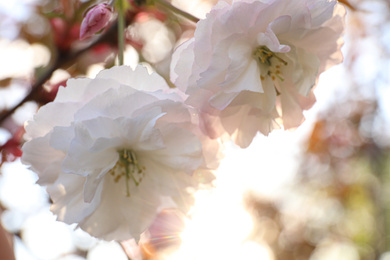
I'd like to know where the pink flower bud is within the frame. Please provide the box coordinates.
[80,3,112,40]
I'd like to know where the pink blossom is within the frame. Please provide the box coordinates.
[21,65,221,241]
[80,3,113,40]
[171,0,345,148]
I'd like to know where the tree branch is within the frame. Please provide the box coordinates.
[0,22,118,126]
[153,0,200,23]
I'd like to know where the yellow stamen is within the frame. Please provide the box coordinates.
[253,46,288,83]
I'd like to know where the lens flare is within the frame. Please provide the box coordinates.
[157,138,293,260]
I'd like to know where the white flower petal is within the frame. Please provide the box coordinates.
[21,135,64,184]
[54,78,91,102]
[171,0,344,147]
[25,102,80,138]
[83,171,104,203]
[257,28,290,53]
[219,59,263,94]
[96,65,169,92]
[269,15,292,35]
[209,91,240,110]
[50,125,75,152]
[149,125,203,173]
[22,65,220,241]
[170,39,195,92]
[48,173,102,224]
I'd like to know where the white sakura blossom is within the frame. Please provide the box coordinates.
[21,65,219,241]
[171,0,345,148]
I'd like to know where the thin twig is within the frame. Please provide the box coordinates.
[338,0,357,11]
[153,0,200,23]
[117,0,126,65]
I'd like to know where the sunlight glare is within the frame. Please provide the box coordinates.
[159,133,299,259]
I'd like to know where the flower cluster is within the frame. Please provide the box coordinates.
[171,0,345,147]
[21,0,345,242]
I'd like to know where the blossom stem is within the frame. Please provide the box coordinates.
[117,0,126,65]
[153,0,200,23]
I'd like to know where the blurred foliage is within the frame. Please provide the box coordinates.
[245,93,390,260]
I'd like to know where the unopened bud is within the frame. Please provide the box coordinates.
[80,3,113,40]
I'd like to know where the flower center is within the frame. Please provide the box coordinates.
[108,149,145,197]
[253,46,288,82]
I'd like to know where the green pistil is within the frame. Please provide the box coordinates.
[109,149,145,197]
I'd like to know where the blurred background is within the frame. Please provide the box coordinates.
[0,0,390,259]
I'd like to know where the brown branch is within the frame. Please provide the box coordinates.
[0,207,15,260]
[0,223,15,260]
[0,22,118,126]
[153,0,200,23]
[0,62,58,125]
[338,0,357,11]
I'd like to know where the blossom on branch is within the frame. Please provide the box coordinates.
[171,0,345,148]
[21,65,220,241]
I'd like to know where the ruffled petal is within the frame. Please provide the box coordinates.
[170,39,195,92]
[97,65,169,92]
[21,135,64,184]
